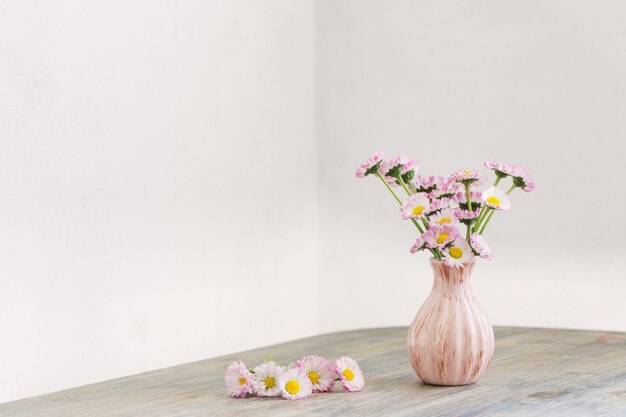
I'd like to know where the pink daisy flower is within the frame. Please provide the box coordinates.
[484,160,518,178]
[381,155,417,186]
[430,181,461,199]
[447,170,485,186]
[253,361,285,397]
[334,357,365,392]
[456,208,481,220]
[401,159,420,175]
[410,235,426,254]
[380,155,409,176]
[295,355,335,393]
[278,368,313,400]
[470,233,493,260]
[355,151,384,178]
[400,193,431,220]
[442,238,475,268]
[413,175,445,193]
[510,165,535,192]
[398,159,420,184]
[422,224,460,249]
[456,208,481,227]
[453,191,483,205]
[425,197,452,214]
[224,360,254,398]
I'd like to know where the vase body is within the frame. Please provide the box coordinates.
[407,258,494,386]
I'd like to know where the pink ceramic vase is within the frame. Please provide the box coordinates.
[407,258,494,386]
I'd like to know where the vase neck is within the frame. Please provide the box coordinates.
[429,258,475,295]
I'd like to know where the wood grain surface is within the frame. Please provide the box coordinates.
[2,327,626,416]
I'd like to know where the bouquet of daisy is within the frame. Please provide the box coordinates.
[356,152,534,266]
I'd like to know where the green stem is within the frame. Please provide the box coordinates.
[375,170,403,205]
[506,184,516,195]
[411,219,425,234]
[494,176,502,186]
[473,207,490,232]
[479,209,496,234]
[396,174,413,197]
[464,183,473,212]
[408,181,417,194]
[464,183,472,240]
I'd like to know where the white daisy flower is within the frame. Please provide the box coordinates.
[443,238,475,268]
[295,355,335,393]
[224,360,254,398]
[278,369,313,400]
[481,186,511,211]
[428,208,460,228]
[253,361,284,397]
[400,193,431,220]
[334,357,365,392]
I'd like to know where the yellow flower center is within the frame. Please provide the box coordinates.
[285,379,300,395]
[449,247,463,259]
[438,217,451,225]
[465,170,472,175]
[437,233,449,244]
[342,368,355,381]
[264,376,275,388]
[308,371,320,385]
[487,196,500,206]
[412,205,424,216]
[239,377,247,385]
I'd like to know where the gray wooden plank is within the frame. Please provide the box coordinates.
[1,327,626,416]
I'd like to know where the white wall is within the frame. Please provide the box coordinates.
[0,0,317,403]
[316,0,626,334]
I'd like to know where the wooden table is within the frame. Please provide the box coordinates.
[2,327,626,416]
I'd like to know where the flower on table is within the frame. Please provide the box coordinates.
[278,368,313,400]
[334,357,365,392]
[482,186,511,210]
[428,208,459,228]
[423,224,460,249]
[224,360,254,398]
[295,355,335,393]
[447,170,485,186]
[470,233,493,260]
[400,193,431,220]
[355,151,384,178]
[442,238,474,268]
[253,361,285,397]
